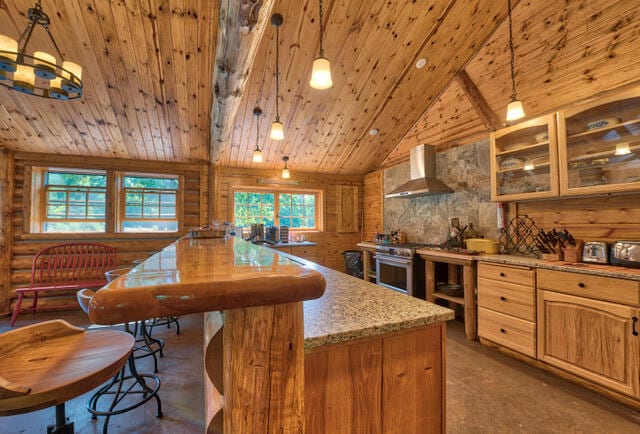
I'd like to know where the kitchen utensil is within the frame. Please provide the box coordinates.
[582,241,608,264]
[610,241,640,268]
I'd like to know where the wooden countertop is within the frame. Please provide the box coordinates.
[88,236,326,325]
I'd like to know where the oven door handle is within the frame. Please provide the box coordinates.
[376,254,412,265]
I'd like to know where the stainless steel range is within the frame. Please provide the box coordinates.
[375,243,430,298]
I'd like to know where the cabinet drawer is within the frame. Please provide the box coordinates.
[478,307,536,358]
[478,263,535,287]
[537,269,640,306]
[477,278,535,321]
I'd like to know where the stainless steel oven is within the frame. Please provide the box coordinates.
[375,249,425,298]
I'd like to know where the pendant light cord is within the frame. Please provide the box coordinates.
[275,23,280,122]
[318,0,325,57]
[508,0,517,101]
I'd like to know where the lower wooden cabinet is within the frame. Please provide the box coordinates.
[477,263,536,357]
[537,289,640,398]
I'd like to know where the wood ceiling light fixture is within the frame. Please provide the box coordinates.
[0,0,83,100]
[309,0,333,90]
[281,156,290,178]
[252,107,264,163]
[505,0,524,121]
[270,13,285,141]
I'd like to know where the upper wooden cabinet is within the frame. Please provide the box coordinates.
[557,87,640,196]
[336,186,359,233]
[490,114,560,201]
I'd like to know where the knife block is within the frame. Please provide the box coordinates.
[562,240,584,263]
[541,251,563,261]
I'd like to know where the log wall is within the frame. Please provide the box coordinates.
[215,167,363,271]
[515,193,640,243]
[2,152,207,316]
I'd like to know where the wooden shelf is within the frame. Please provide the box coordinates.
[496,141,548,157]
[432,291,464,305]
[566,118,640,140]
[497,161,550,174]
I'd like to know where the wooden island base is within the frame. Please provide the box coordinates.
[305,323,446,434]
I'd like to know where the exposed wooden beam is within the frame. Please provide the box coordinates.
[209,0,274,163]
[455,69,502,132]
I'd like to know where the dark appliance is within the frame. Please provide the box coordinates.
[375,243,426,298]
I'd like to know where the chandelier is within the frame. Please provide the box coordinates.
[0,0,83,100]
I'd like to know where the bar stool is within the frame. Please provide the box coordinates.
[0,319,133,434]
[77,289,162,433]
[132,257,181,336]
[105,267,166,373]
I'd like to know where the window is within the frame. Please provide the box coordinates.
[41,170,107,232]
[119,175,179,232]
[233,189,320,231]
[33,168,182,234]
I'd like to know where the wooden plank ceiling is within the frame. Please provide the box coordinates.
[0,0,639,175]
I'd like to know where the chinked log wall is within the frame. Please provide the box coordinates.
[1,152,208,315]
[214,167,363,272]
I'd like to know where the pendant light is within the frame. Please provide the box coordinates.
[281,156,290,178]
[309,0,333,89]
[270,14,285,141]
[505,0,524,122]
[252,107,264,163]
[0,0,83,99]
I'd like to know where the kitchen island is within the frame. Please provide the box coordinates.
[89,237,454,434]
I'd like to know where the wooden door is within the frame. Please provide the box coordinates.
[537,290,640,398]
[337,185,359,233]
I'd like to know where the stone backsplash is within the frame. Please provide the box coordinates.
[384,139,500,244]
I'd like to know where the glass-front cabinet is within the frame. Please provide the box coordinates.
[490,114,559,201]
[557,87,640,195]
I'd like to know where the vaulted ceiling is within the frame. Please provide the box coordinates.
[0,0,639,175]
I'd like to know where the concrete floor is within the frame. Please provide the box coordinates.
[2,312,640,433]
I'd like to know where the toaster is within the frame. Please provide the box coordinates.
[610,241,640,268]
[582,241,608,264]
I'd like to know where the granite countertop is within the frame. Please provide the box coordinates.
[274,252,455,350]
[477,253,640,281]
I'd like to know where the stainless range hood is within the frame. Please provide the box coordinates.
[385,144,453,198]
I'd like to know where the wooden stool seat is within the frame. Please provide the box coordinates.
[0,320,133,432]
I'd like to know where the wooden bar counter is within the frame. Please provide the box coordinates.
[89,237,454,433]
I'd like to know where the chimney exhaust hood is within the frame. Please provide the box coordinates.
[385,144,453,198]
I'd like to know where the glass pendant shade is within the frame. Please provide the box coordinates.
[523,159,534,171]
[33,51,56,78]
[506,99,525,121]
[0,35,18,71]
[252,148,263,163]
[281,167,290,179]
[270,120,284,140]
[13,64,35,94]
[310,56,333,89]
[615,142,631,156]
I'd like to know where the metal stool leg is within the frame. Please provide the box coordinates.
[87,353,162,433]
[46,403,74,434]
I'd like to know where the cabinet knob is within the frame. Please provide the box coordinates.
[500,272,505,277]
[578,282,585,288]
[633,317,639,337]
[500,296,507,301]
[500,328,506,333]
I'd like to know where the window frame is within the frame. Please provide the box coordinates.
[231,186,323,232]
[30,167,184,235]
[117,172,182,233]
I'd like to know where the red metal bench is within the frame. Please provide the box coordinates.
[10,243,117,326]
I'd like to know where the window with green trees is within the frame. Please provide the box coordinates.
[233,190,318,230]
[36,169,181,233]
[120,175,179,232]
[42,171,107,232]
